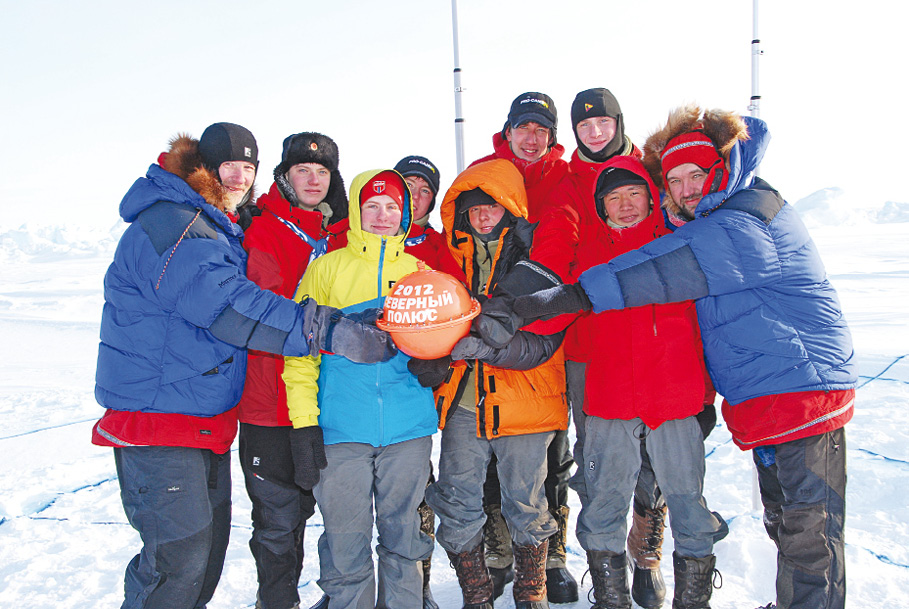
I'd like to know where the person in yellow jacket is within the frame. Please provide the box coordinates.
[283,169,438,609]
[420,159,568,609]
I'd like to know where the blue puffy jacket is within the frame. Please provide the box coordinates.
[95,163,316,418]
[579,116,856,406]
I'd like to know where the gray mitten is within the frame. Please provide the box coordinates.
[304,299,397,364]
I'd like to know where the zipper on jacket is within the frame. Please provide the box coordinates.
[476,361,488,438]
[377,237,387,445]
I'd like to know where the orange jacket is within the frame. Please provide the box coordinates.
[436,159,568,438]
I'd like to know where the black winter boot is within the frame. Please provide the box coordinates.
[307,594,329,609]
[586,550,631,609]
[447,540,495,609]
[671,552,719,609]
[483,503,514,599]
[545,505,579,603]
[513,539,549,609]
[626,501,667,608]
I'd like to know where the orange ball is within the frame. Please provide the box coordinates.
[377,269,480,359]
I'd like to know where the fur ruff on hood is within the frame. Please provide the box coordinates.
[641,105,749,192]
[161,133,254,213]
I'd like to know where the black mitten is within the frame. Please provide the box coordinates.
[407,356,453,388]
[289,426,328,490]
[513,283,592,321]
[696,403,718,439]
[474,296,522,348]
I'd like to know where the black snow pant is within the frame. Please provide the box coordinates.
[240,423,317,609]
[753,428,847,609]
[115,446,231,609]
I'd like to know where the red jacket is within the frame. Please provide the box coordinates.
[236,182,338,427]
[555,157,711,428]
[471,131,569,223]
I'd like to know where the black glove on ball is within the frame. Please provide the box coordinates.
[407,356,453,388]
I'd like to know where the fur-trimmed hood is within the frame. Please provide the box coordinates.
[641,105,749,192]
[160,133,254,213]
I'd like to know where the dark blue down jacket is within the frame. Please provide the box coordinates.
[95,164,315,416]
[579,117,856,405]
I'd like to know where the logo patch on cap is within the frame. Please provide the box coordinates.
[585,103,594,112]
[244,147,252,158]
[310,142,318,151]
[521,97,549,109]
[373,180,386,194]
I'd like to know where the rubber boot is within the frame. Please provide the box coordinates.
[513,539,549,609]
[483,504,514,599]
[545,505,579,603]
[447,540,495,609]
[586,550,631,609]
[671,552,719,609]
[626,501,667,608]
[418,500,440,609]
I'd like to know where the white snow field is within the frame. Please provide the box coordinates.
[1,189,907,608]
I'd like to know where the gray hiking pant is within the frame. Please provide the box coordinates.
[577,416,723,558]
[566,360,663,512]
[754,428,846,609]
[426,407,557,553]
[313,437,434,609]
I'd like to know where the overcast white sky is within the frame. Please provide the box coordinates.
[2,0,905,227]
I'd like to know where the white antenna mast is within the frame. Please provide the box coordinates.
[451,0,466,174]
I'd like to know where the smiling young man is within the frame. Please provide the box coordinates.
[236,132,350,609]
[471,92,569,223]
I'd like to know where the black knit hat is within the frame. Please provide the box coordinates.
[594,167,648,202]
[394,155,441,213]
[570,88,626,162]
[275,132,340,175]
[198,122,258,173]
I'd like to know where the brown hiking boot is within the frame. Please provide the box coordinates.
[447,540,494,609]
[483,503,514,598]
[627,502,666,608]
[513,539,549,608]
[546,505,578,603]
[418,500,440,609]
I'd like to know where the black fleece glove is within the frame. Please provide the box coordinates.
[696,403,718,440]
[305,300,397,364]
[289,426,328,490]
[474,296,523,349]
[450,335,497,362]
[407,356,453,388]
[513,283,592,321]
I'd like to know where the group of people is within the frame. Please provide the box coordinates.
[93,88,856,609]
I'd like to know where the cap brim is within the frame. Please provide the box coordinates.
[510,113,555,130]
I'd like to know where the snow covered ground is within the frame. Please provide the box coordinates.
[1,191,907,608]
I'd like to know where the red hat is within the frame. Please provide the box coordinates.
[360,170,406,211]
[660,131,728,194]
